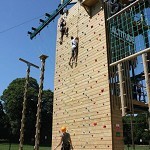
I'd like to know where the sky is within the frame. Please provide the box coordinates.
[0,0,62,96]
[0,1,149,97]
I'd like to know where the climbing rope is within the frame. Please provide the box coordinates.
[76,1,80,38]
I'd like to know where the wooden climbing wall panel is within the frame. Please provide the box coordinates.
[52,1,124,150]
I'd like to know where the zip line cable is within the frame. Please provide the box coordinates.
[0,10,54,34]
[76,1,80,37]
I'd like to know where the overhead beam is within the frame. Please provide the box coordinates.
[110,47,150,66]
[28,0,76,40]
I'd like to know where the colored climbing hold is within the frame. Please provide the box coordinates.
[101,89,104,92]
[93,122,97,126]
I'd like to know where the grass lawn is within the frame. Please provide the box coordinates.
[0,143,51,150]
[124,145,150,150]
[1,143,149,150]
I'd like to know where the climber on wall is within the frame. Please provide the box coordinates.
[63,7,69,18]
[74,37,79,66]
[69,36,79,67]
[136,81,142,101]
[59,18,68,44]
[54,126,73,150]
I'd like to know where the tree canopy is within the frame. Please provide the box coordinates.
[0,77,53,145]
[123,114,149,145]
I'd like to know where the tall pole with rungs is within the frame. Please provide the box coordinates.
[118,63,126,116]
[142,53,150,148]
[34,55,48,150]
[19,58,39,150]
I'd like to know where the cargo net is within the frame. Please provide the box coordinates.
[107,0,150,63]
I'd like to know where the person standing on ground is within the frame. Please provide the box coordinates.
[54,126,73,150]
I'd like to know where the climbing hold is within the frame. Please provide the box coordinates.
[103,125,106,128]
[101,89,104,93]
[93,122,97,126]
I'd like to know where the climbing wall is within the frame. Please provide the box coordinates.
[52,1,124,150]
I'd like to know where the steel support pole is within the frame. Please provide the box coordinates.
[118,63,126,116]
[142,53,150,148]
[34,55,48,150]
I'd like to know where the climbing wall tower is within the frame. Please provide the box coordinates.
[52,1,124,150]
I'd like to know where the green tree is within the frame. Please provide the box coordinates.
[123,114,149,145]
[0,78,53,144]
[40,90,53,146]
[133,114,149,144]
[1,77,39,142]
[1,77,54,145]
[0,101,10,139]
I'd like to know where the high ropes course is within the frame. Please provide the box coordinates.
[25,0,150,150]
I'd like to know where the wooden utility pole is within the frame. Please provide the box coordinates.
[142,53,150,148]
[34,55,48,150]
[118,63,126,116]
[19,58,39,150]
